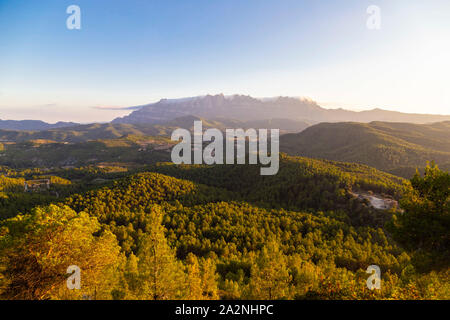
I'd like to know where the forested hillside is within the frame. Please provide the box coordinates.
[0,116,308,145]
[3,119,448,179]
[1,155,448,300]
[0,119,78,131]
[0,138,172,168]
[280,121,450,177]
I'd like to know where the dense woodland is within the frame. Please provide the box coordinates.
[280,121,450,178]
[2,120,448,178]
[0,153,448,300]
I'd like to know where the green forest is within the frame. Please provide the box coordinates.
[1,0,449,303]
[0,154,448,300]
[280,121,450,178]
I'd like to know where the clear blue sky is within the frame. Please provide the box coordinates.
[0,0,449,122]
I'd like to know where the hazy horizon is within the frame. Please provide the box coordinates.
[1,0,449,122]
[1,93,450,124]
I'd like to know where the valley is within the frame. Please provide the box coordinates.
[0,95,448,300]
[2,0,449,303]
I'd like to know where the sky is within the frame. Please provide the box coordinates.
[0,0,449,122]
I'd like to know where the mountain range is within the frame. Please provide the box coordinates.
[0,115,312,143]
[2,94,450,132]
[1,94,449,177]
[112,94,450,125]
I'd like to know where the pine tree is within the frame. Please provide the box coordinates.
[248,238,292,299]
[199,257,219,299]
[137,206,186,300]
[389,163,450,271]
[113,253,141,300]
[0,205,122,300]
[185,254,219,300]
[185,254,203,299]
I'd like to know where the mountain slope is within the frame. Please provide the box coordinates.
[280,121,450,176]
[113,94,450,124]
[0,123,162,143]
[0,119,78,131]
[0,116,310,144]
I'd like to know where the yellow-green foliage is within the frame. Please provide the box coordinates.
[44,176,72,185]
[0,205,122,300]
[0,175,24,192]
[0,157,448,300]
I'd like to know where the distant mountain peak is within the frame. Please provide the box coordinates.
[110,94,450,125]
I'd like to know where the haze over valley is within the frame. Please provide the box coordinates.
[0,94,449,179]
